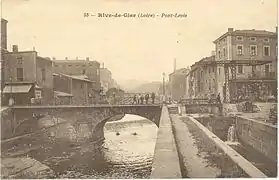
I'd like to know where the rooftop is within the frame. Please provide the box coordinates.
[213,28,277,43]
[53,73,94,83]
[53,59,100,64]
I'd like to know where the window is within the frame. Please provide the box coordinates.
[42,68,46,81]
[237,45,243,55]
[223,48,226,57]
[68,65,72,67]
[35,90,42,99]
[250,37,256,42]
[82,69,86,75]
[264,38,269,43]
[209,68,211,74]
[17,56,23,64]
[209,80,211,90]
[238,65,243,74]
[212,67,215,73]
[17,68,23,81]
[265,64,270,73]
[250,45,257,56]
[263,46,270,56]
[218,50,221,58]
[237,36,243,41]
[218,68,221,75]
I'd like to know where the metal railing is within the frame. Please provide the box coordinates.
[180,98,221,105]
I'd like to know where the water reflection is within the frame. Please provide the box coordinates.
[32,114,158,178]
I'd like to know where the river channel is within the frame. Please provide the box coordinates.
[26,114,158,178]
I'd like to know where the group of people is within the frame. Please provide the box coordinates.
[133,92,156,104]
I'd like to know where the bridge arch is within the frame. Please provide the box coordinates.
[7,105,162,143]
[91,106,162,142]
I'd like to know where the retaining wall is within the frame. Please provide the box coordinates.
[185,116,267,178]
[151,106,181,178]
[235,116,277,163]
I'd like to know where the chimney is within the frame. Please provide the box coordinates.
[65,57,68,60]
[173,58,176,72]
[12,45,18,52]
[52,57,56,60]
[228,28,234,32]
[86,57,89,61]
[211,51,216,56]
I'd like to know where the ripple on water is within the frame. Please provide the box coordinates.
[26,118,158,179]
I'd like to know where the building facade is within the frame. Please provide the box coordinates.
[169,68,189,101]
[53,58,101,92]
[213,28,277,102]
[53,73,95,105]
[187,55,217,99]
[3,46,54,105]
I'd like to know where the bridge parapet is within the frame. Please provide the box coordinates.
[2,105,162,142]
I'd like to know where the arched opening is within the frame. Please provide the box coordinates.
[91,113,159,178]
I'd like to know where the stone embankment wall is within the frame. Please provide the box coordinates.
[151,106,181,178]
[235,116,277,163]
[1,108,13,140]
[182,116,266,178]
[197,116,234,141]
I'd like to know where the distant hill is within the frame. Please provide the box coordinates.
[117,79,149,92]
[129,81,162,93]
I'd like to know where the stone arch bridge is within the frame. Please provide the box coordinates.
[6,105,162,142]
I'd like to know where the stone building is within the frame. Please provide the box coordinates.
[187,55,217,99]
[169,68,190,101]
[213,28,277,102]
[2,45,54,105]
[53,58,101,94]
[53,73,95,105]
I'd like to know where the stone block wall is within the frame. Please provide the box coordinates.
[1,108,13,140]
[235,116,277,163]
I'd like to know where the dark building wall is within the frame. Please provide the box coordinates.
[4,51,37,82]
[71,79,91,105]
[36,57,53,104]
[53,60,101,91]
[53,74,72,94]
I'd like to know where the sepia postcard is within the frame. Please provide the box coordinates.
[0,0,278,179]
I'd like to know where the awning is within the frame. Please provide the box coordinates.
[2,84,32,93]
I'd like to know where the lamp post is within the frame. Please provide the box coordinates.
[9,77,13,106]
[163,72,166,103]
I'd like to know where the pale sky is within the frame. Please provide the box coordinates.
[2,0,277,82]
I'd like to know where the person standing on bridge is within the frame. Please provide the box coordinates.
[133,94,137,104]
[217,93,221,104]
[151,92,155,104]
[137,94,141,104]
[140,94,144,104]
[145,93,149,104]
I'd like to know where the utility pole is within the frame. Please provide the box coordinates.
[163,72,165,102]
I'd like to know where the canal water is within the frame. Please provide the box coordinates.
[28,114,158,178]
